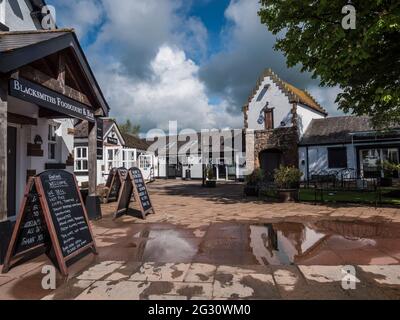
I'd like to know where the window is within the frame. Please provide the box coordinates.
[328,147,348,168]
[139,155,152,170]
[360,148,399,178]
[48,124,57,160]
[265,108,274,130]
[106,148,121,171]
[75,147,88,172]
[122,149,136,169]
[256,85,270,102]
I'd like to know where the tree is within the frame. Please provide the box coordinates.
[258,0,400,128]
[119,119,141,137]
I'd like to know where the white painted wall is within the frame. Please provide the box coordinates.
[247,76,293,130]
[4,0,42,31]
[0,0,6,26]
[8,96,75,217]
[296,104,325,137]
[299,144,357,180]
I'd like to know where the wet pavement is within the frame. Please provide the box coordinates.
[1,180,400,300]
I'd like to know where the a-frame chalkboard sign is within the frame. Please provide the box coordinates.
[2,170,97,276]
[105,167,128,203]
[114,167,155,220]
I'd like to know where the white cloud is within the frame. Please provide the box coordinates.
[96,45,242,132]
[49,0,104,37]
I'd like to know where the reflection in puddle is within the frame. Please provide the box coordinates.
[128,221,400,265]
[249,221,400,265]
[132,229,198,262]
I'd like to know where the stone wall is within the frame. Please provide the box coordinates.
[246,127,299,173]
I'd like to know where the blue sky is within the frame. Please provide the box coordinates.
[48,0,340,132]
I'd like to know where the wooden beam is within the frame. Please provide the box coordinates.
[88,121,97,196]
[7,112,37,126]
[20,66,93,107]
[0,79,8,221]
[57,53,66,93]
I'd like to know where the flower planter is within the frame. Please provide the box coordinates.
[277,189,299,202]
[244,185,259,197]
[205,180,217,188]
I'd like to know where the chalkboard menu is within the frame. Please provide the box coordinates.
[2,171,97,276]
[114,167,155,220]
[13,180,48,256]
[105,168,125,202]
[130,167,152,213]
[39,171,93,258]
[115,174,134,219]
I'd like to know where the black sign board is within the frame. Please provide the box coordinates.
[13,181,48,256]
[96,118,103,160]
[9,78,95,122]
[107,136,118,145]
[2,171,97,276]
[39,171,94,258]
[105,168,126,203]
[115,167,155,220]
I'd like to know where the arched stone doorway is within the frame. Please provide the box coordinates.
[259,149,282,180]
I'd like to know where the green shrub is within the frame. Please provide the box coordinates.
[206,166,215,180]
[245,168,264,185]
[274,166,303,189]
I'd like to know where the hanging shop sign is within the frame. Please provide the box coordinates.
[96,118,104,160]
[9,78,95,122]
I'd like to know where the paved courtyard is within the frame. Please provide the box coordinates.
[1,180,400,300]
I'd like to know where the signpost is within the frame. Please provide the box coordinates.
[114,167,155,220]
[2,171,97,276]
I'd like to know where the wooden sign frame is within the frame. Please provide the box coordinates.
[105,167,124,203]
[2,173,97,277]
[114,168,155,220]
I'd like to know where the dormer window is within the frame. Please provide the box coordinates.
[256,84,270,102]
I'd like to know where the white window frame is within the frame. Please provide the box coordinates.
[48,123,58,161]
[74,147,88,172]
[139,154,152,170]
[122,148,137,169]
[105,147,122,172]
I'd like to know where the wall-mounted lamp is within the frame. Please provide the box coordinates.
[34,135,43,146]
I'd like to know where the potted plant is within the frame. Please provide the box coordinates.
[274,165,303,202]
[244,168,264,196]
[205,166,217,188]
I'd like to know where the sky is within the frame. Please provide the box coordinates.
[47,0,342,133]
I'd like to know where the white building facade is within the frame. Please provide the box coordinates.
[243,69,327,177]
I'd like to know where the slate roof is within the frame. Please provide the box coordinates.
[121,133,151,151]
[75,119,116,139]
[0,29,70,53]
[300,116,400,146]
[246,69,327,116]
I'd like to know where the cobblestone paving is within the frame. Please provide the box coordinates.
[1,180,399,300]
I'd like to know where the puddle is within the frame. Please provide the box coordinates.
[126,221,400,266]
[249,221,400,265]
